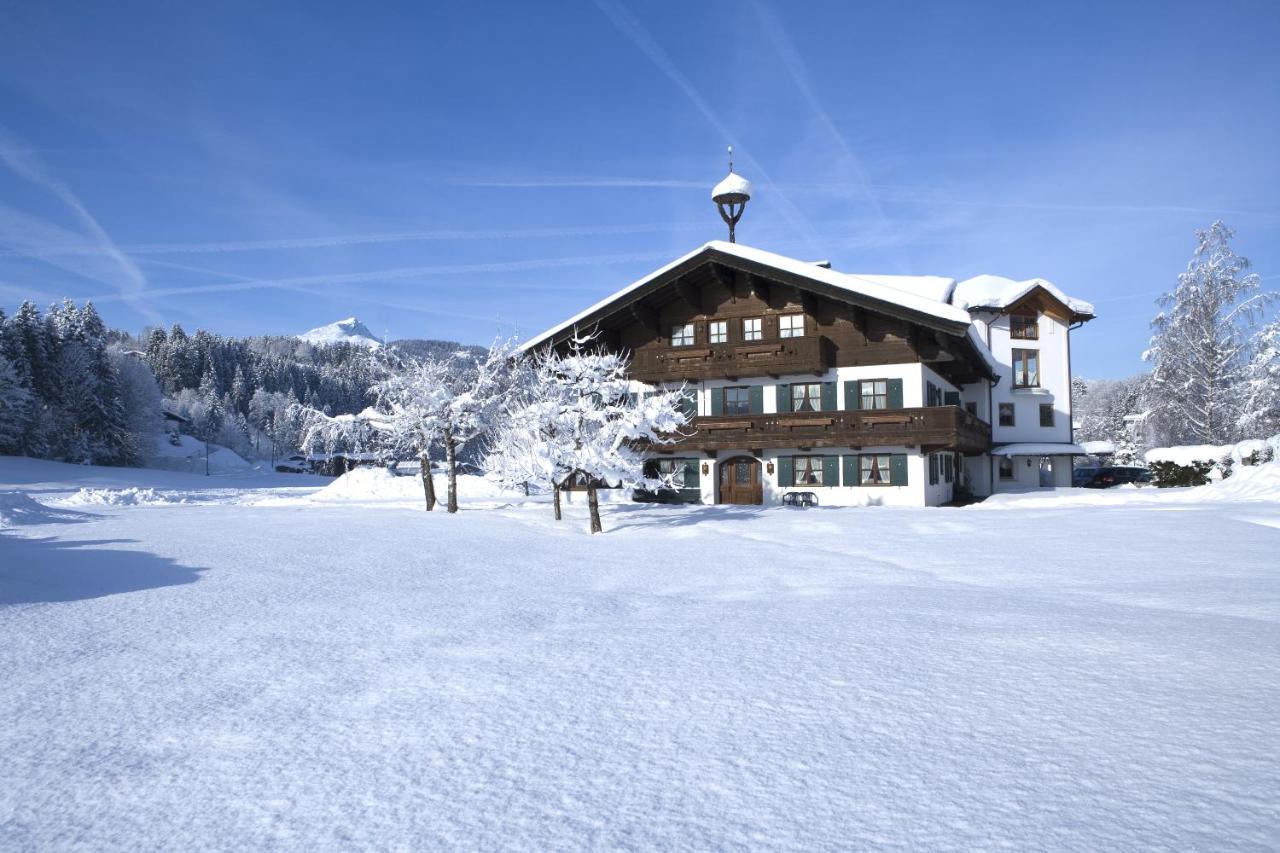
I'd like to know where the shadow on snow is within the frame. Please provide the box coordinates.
[0,534,206,606]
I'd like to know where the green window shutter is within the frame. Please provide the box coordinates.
[890,453,908,486]
[929,454,938,485]
[820,381,836,412]
[821,455,838,487]
[844,380,859,411]
[681,389,697,419]
[710,389,724,417]
[683,458,700,488]
[748,384,764,415]
[643,459,658,478]
[842,454,857,486]
[777,456,794,487]
[776,384,792,413]
[887,378,904,409]
[944,390,960,407]
[626,392,638,407]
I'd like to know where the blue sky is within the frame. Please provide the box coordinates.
[1,1,1277,378]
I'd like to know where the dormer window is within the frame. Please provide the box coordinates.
[743,317,762,341]
[671,324,695,347]
[779,314,805,338]
[1010,314,1039,340]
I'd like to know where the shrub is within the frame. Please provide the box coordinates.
[1149,460,1215,487]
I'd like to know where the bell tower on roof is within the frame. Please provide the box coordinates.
[711,146,752,243]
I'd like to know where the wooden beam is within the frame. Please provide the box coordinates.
[629,301,659,331]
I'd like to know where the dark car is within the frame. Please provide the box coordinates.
[1072,466,1100,487]
[1083,466,1153,488]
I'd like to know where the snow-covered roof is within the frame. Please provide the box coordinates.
[1081,440,1115,456]
[711,172,752,200]
[951,275,1095,321]
[991,443,1089,456]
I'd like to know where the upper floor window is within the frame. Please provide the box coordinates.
[861,380,888,410]
[998,402,1015,427]
[1039,403,1055,427]
[723,386,750,416]
[779,314,805,338]
[926,381,944,407]
[709,320,727,344]
[1010,314,1039,340]
[1012,348,1039,387]
[743,317,762,341]
[791,383,822,412]
[795,456,825,486]
[672,324,695,347]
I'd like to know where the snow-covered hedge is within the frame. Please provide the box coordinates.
[1145,435,1279,487]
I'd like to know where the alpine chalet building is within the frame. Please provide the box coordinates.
[520,165,1095,506]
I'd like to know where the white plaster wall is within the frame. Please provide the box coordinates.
[699,447,935,507]
[981,310,1074,445]
[965,453,993,496]
[991,453,1073,491]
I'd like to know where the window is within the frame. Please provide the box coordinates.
[860,379,888,410]
[791,383,822,412]
[944,454,954,483]
[998,457,1015,480]
[998,402,1015,427]
[929,454,939,485]
[1039,403,1055,428]
[926,381,945,407]
[723,386,750,416]
[1010,314,1039,340]
[652,458,686,488]
[965,401,978,417]
[779,314,804,338]
[709,321,727,344]
[743,317,762,341]
[795,456,824,486]
[671,324,694,347]
[859,454,891,486]
[1012,348,1039,387]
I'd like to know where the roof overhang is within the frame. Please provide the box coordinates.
[991,442,1089,456]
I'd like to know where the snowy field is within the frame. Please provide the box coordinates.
[2,458,1278,850]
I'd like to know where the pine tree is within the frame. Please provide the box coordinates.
[1144,221,1273,444]
[0,353,33,454]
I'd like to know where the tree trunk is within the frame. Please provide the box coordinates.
[419,450,436,511]
[552,482,562,521]
[445,437,459,514]
[587,484,602,534]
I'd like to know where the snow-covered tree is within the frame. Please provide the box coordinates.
[369,356,452,511]
[491,333,690,533]
[110,349,162,464]
[0,353,33,454]
[1144,221,1274,444]
[1239,319,1280,438]
[433,340,515,513]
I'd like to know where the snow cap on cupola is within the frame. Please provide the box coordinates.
[711,145,751,243]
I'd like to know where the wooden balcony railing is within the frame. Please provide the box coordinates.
[629,335,833,383]
[664,405,990,454]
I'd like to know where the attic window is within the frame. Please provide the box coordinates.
[743,317,762,342]
[672,324,695,347]
[1010,314,1039,340]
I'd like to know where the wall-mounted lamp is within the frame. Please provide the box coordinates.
[766,461,775,475]
[701,462,710,475]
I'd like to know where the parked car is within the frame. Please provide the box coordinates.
[1072,466,1100,487]
[1082,466,1153,488]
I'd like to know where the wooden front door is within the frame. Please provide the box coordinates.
[719,456,763,505]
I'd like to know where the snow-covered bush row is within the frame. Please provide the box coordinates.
[1145,434,1279,486]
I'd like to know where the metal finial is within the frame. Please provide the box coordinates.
[728,145,733,173]
[712,147,752,243]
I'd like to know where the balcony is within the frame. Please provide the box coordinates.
[665,406,990,454]
[629,335,833,384]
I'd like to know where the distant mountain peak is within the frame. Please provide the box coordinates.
[298,317,383,349]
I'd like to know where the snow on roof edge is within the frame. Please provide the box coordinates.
[991,443,1089,456]
[519,241,975,353]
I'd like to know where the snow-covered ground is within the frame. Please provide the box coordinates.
[1,457,1278,850]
